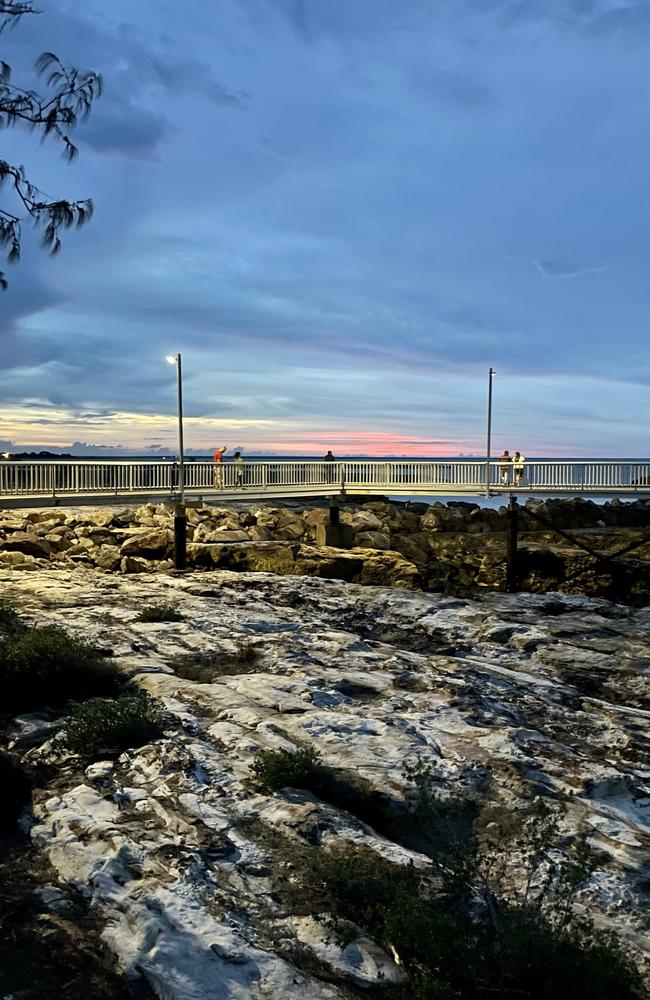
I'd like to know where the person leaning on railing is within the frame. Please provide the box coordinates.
[499,450,511,485]
[323,449,336,483]
[233,451,246,488]
[213,446,227,487]
[513,451,526,487]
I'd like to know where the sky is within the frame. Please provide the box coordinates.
[1,0,649,457]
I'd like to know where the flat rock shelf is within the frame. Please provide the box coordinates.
[4,566,650,998]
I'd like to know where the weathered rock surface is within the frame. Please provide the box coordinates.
[3,567,650,997]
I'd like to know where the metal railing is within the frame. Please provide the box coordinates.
[0,459,649,501]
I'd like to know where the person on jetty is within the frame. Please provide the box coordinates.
[513,451,526,487]
[324,449,336,483]
[499,449,511,485]
[212,446,227,487]
[233,451,246,488]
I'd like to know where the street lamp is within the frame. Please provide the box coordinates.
[165,353,185,505]
[166,353,186,569]
[485,367,495,497]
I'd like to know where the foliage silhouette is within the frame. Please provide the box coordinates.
[0,1,101,288]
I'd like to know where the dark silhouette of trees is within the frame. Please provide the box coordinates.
[0,0,101,288]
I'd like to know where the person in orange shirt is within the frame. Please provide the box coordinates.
[213,446,227,487]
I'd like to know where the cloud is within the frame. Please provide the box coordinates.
[533,259,610,280]
[81,103,171,159]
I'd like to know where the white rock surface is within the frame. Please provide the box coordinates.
[3,566,650,996]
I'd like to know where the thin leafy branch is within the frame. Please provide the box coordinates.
[0,2,100,287]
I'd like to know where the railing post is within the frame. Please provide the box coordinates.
[505,495,519,593]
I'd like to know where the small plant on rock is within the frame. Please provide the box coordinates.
[62,693,164,755]
[136,603,184,623]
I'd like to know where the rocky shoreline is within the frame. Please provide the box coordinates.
[1,497,649,603]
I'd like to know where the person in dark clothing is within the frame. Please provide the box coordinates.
[324,449,336,483]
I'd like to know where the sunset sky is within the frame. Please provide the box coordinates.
[2,0,649,457]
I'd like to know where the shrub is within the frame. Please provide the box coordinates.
[62,693,164,755]
[172,640,261,682]
[0,599,24,637]
[1,625,123,712]
[252,747,335,793]
[136,603,184,623]
[305,802,647,1000]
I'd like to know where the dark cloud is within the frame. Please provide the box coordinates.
[81,103,171,159]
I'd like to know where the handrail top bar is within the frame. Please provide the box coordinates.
[0,459,649,467]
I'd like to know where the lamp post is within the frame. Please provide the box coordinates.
[165,353,187,569]
[485,367,494,497]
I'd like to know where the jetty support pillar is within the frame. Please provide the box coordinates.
[505,495,519,593]
[174,502,187,570]
[316,496,354,549]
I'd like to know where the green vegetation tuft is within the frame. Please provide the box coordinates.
[307,802,646,1000]
[62,693,164,755]
[136,603,184,623]
[0,599,25,637]
[252,747,334,793]
[172,640,262,682]
[1,625,123,713]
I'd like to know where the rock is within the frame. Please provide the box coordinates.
[248,525,274,542]
[134,503,158,526]
[0,517,28,533]
[355,530,390,550]
[87,510,116,528]
[24,510,65,525]
[0,550,38,568]
[302,509,330,526]
[198,529,251,544]
[93,545,122,571]
[120,528,173,558]
[2,532,51,558]
[188,541,299,573]
[120,556,153,573]
[275,520,306,541]
[343,510,383,532]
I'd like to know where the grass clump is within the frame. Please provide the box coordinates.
[136,603,184,623]
[252,747,335,793]
[1,625,123,713]
[62,693,164,756]
[310,801,646,1000]
[172,640,262,682]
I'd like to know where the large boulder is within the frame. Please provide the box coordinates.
[86,510,116,528]
[302,508,330,526]
[93,545,122,571]
[24,510,65,526]
[355,530,390,550]
[391,531,432,569]
[2,532,51,558]
[248,525,274,542]
[187,541,298,573]
[120,528,173,558]
[342,509,383,532]
[120,555,153,573]
[0,551,38,569]
[134,504,158,526]
[0,517,28,533]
